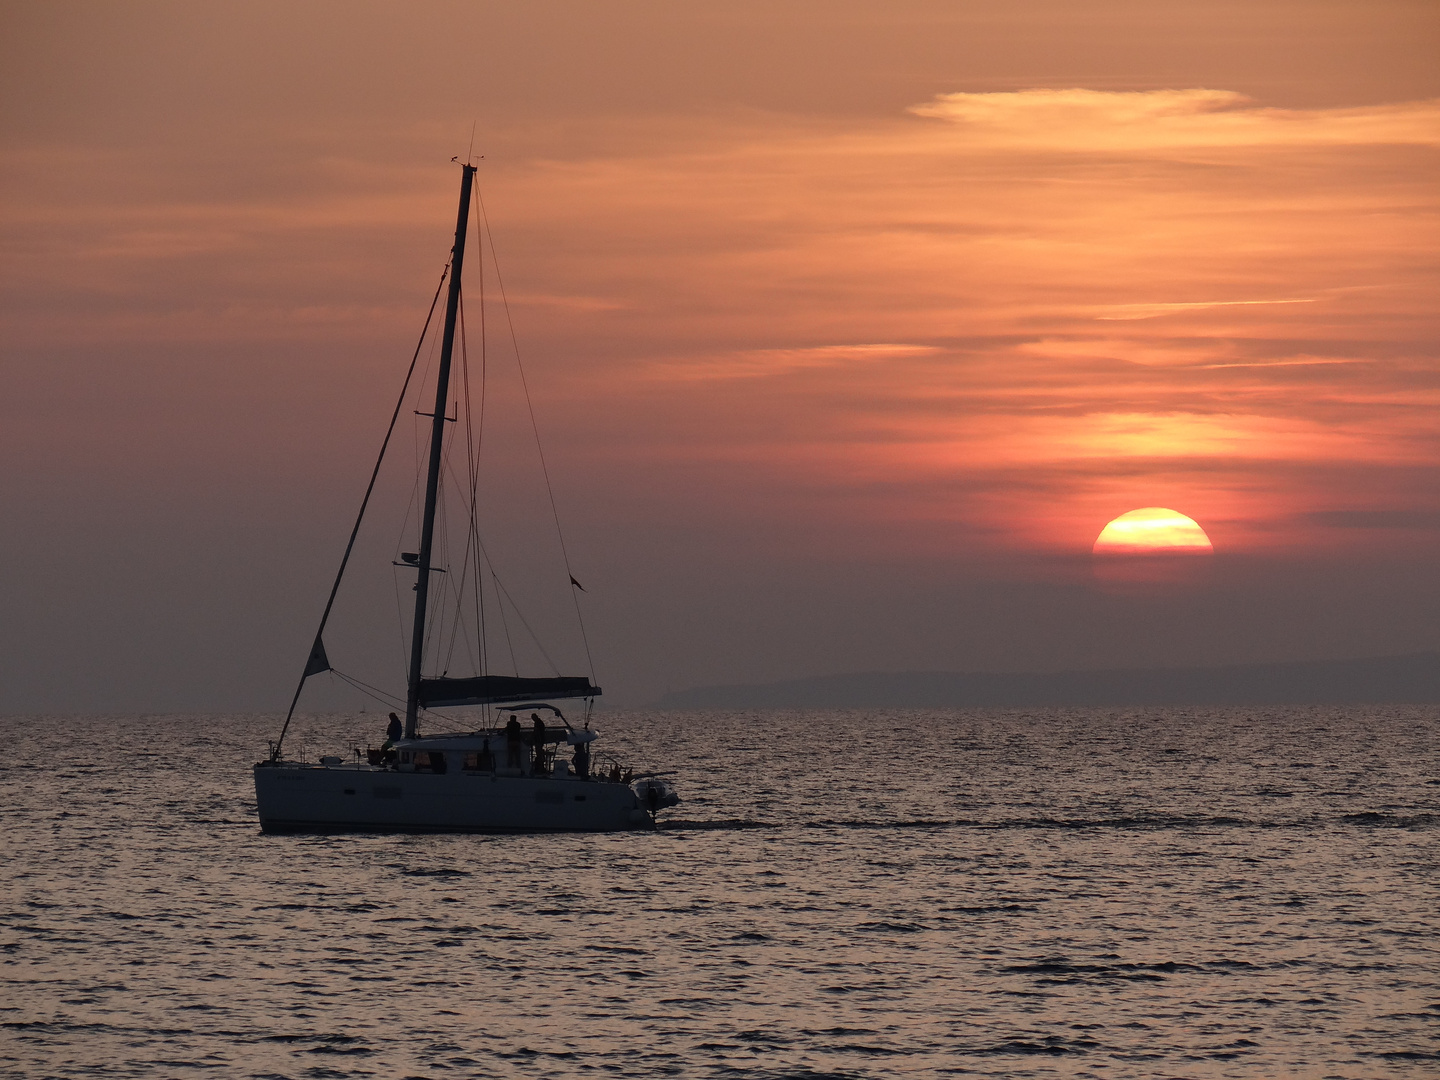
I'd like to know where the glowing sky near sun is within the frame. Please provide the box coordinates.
[1,1,1438,708]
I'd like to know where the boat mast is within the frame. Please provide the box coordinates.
[406,163,475,739]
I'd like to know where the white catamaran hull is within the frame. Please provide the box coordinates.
[254,764,652,833]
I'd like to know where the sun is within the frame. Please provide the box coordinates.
[1093,507,1213,556]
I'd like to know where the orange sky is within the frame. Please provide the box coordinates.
[2,1,1438,708]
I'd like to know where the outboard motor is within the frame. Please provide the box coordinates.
[632,777,680,812]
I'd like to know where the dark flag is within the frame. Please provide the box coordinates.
[569,575,586,592]
[303,636,332,677]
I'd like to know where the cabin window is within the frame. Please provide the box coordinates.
[400,752,411,764]
[463,753,480,770]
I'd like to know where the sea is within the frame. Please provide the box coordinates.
[2,707,1437,1079]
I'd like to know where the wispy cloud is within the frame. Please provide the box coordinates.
[1095,298,1320,321]
[909,89,1440,151]
[5,88,1437,562]
[645,343,941,381]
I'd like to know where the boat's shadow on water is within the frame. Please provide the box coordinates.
[660,811,1440,832]
[657,817,774,831]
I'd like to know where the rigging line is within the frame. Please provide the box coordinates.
[388,265,444,646]
[437,394,489,678]
[391,569,409,673]
[440,447,481,676]
[425,333,473,677]
[474,185,596,681]
[428,390,473,677]
[492,563,519,676]
[406,266,448,532]
[484,554,564,676]
[472,185,488,680]
[392,327,436,675]
[471,533,519,675]
[423,421,457,675]
[426,471,451,672]
[439,543,474,673]
[432,443,506,673]
[396,452,425,560]
[330,668,408,713]
[448,573,479,678]
[466,182,502,683]
[442,287,475,675]
[273,261,450,758]
[444,278,488,681]
[434,173,485,683]
[393,460,425,579]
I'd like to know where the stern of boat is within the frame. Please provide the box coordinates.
[632,777,681,817]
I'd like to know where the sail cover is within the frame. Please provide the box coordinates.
[417,675,601,707]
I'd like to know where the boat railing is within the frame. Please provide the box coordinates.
[355,742,636,783]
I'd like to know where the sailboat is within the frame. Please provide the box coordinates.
[253,163,679,832]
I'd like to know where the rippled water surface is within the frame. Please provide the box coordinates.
[2,707,1438,1078]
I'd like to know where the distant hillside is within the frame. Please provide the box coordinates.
[653,652,1440,708]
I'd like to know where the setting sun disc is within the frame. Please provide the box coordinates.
[1093,507,1213,556]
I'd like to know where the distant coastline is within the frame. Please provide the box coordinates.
[653,652,1440,708]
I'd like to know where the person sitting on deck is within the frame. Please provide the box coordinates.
[504,715,523,769]
[383,712,403,748]
[530,713,547,775]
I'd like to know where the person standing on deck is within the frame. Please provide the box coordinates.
[530,713,547,775]
[505,714,523,769]
[383,712,403,748]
